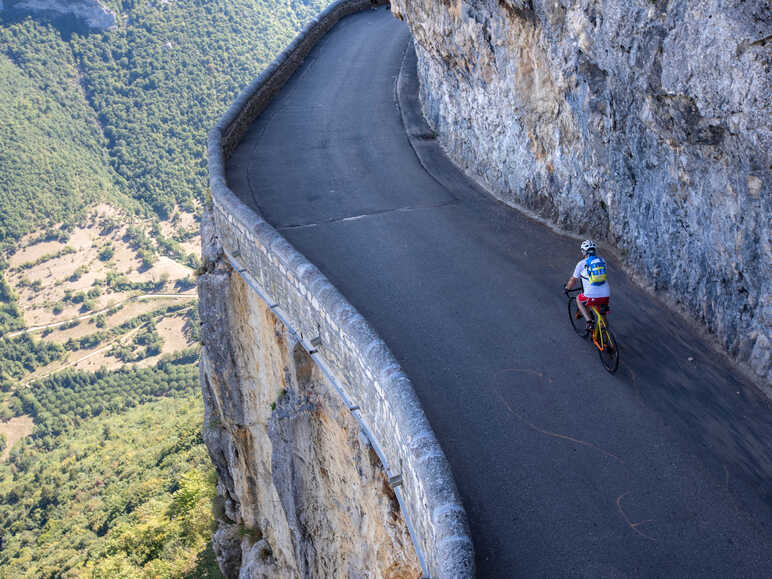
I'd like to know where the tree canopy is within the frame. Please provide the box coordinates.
[0,397,220,577]
[0,0,329,245]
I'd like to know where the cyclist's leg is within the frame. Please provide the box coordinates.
[576,294,591,324]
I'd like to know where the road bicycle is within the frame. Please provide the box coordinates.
[564,286,620,373]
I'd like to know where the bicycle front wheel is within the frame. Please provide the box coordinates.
[597,325,620,373]
[568,297,588,337]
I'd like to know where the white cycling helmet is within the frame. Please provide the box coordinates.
[580,239,596,254]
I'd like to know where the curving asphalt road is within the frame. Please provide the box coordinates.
[227,8,772,577]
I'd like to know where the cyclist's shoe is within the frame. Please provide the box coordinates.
[585,320,595,331]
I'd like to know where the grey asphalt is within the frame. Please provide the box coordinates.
[226,8,772,577]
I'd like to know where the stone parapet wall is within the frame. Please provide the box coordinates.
[206,1,474,576]
[216,0,381,157]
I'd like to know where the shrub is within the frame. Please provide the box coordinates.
[137,248,157,270]
[185,254,202,270]
[175,276,196,291]
[0,275,24,333]
[68,266,87,282]
[100,217,120,235]
[98,245,115,261]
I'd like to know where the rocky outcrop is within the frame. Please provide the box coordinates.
[198,210,421,578]
[390,0,771,383]
[2,0,116,31]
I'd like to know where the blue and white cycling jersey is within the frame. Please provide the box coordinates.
[573,258,611,298]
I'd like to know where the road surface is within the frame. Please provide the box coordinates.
[227,7,772,576]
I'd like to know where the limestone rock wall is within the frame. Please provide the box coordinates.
[390,0,771,382]
[198,212,420,578]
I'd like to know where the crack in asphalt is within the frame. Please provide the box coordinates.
[616,492,658,542]
[493,382,624,464]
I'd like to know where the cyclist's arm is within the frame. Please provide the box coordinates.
[565,276,580,290]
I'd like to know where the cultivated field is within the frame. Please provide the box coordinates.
[0,204,201,458]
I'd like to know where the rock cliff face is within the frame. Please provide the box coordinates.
[2,0,116,31]
[390,0,770,382]
[198,211,420,578]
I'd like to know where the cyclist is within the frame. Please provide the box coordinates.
[564,240,610,330]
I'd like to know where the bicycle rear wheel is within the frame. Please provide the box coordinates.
[568,297,588,337]
[597,325,620,373]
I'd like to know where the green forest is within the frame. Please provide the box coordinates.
[12,350,200,442]
[0,26,124,244]
[0,273,24,334]
[0,334,64,393]
[0,0,328,246]
[0,396,220,577]
[0,0,331,574]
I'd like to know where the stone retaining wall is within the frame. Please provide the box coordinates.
[206,1,474,576]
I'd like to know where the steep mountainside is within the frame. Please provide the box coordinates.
[198,252,420,577]
[391,0,770,383]
[0,25,122,243]
[0,0,329,245]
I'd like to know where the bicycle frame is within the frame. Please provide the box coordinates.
[590,306,610,352]
[565,286,619,372]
